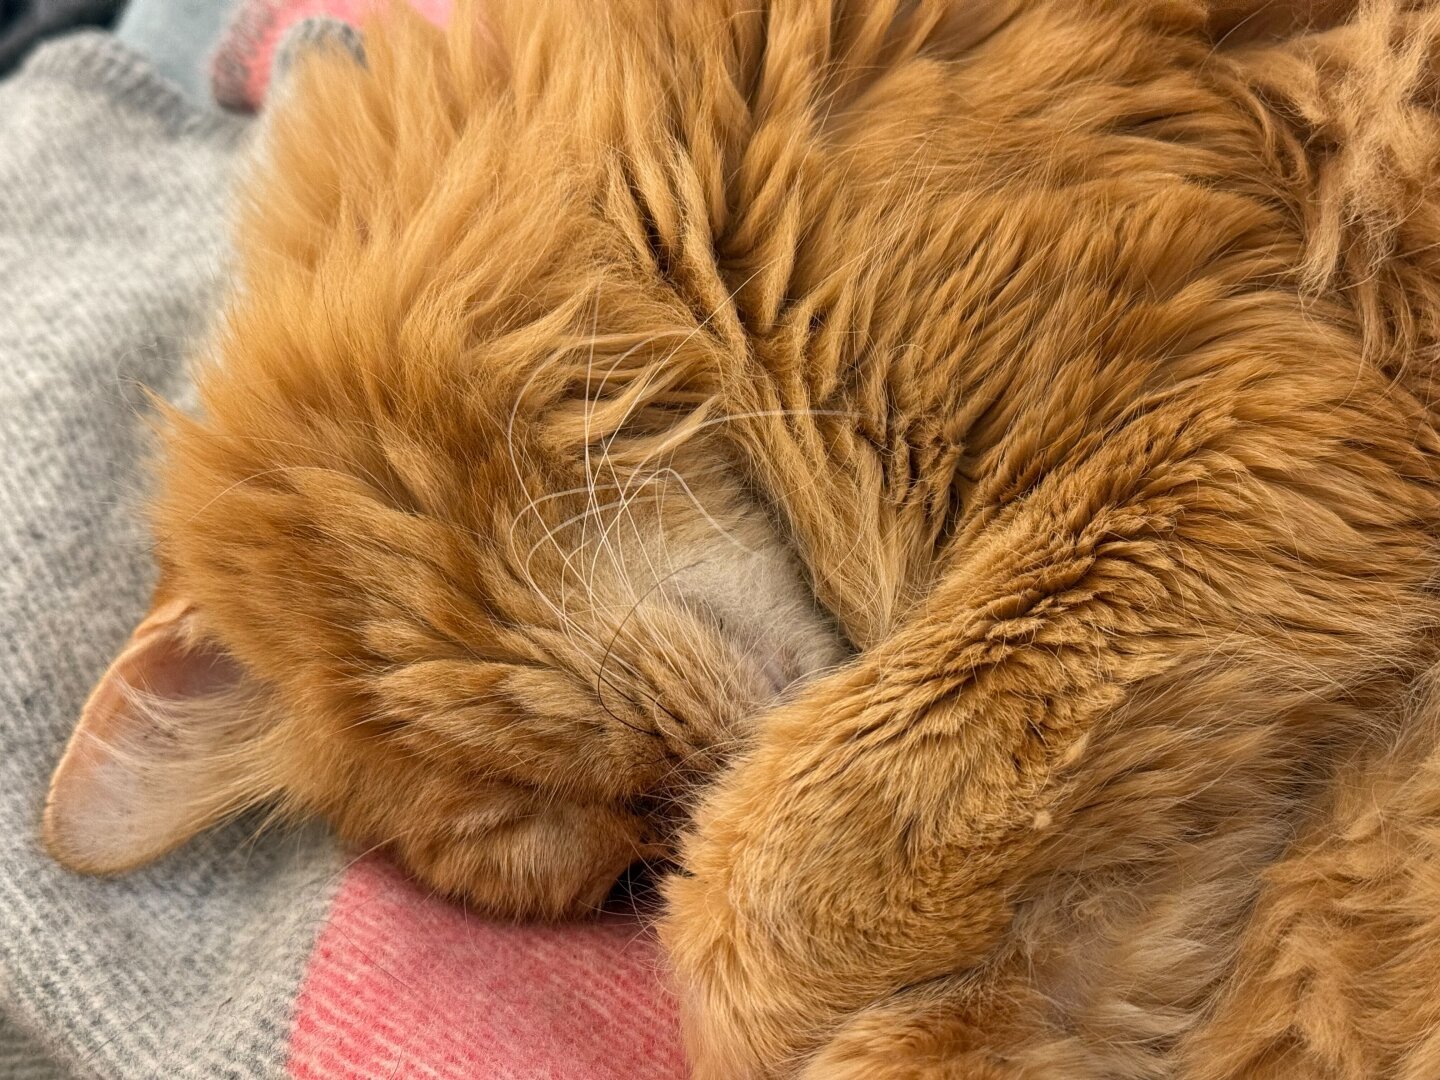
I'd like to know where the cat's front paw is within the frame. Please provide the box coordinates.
[665,851,1018,1080]
[799,994,1015,1080]
[661,858,786,1079]
[659,779,837,1079]
[657,656,1023,1077]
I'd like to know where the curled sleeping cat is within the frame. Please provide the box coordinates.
[40,0,1440,1076]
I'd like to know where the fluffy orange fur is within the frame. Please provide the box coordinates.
[41,0,1440,1075]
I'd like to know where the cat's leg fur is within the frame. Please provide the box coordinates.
[660,8,1440,1077]
[789,683,1440,1080]
[661,407,1439,1077]
[800,984,1009,1080]
[663,622,1426,1078]
[1175,688,1440,1080]
[665,565,1439,1079]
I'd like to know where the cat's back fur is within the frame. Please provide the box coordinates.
[43,1,1440,1076]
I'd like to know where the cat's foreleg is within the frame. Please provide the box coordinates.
[658,497,1196,1078]
[659,425,1435,1077]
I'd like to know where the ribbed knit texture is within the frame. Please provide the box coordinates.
[0,33,346,1079]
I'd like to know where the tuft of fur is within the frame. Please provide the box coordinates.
[45,0,1440,1075]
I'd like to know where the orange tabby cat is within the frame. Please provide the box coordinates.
[42,0,1440,1076]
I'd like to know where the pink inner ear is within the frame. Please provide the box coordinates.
[42,600,245,875]
[65,598,192,732]
[69,599,208,745]
[137,632,245,702]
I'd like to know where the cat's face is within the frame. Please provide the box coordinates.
[43,287,846,914]
[42,5,866,918]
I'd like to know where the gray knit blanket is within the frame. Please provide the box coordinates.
[0,33,680,1080]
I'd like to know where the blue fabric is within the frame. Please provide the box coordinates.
[114,0,240,103]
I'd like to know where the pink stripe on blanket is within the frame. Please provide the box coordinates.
[286,855,686,1079]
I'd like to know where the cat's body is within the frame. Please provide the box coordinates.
[41,0,1440,1076]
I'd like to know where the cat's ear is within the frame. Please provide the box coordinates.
[43,595,271,874]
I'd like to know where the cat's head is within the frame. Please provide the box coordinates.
[40,14,855,918]
[41,325,843,916]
